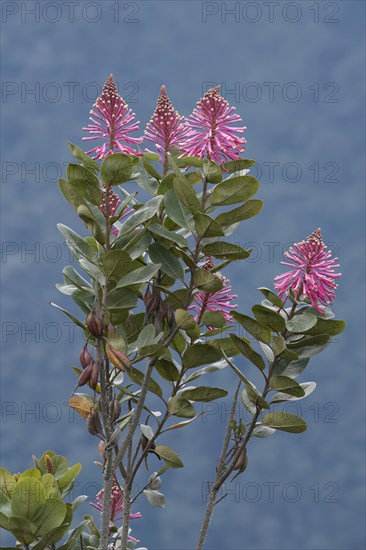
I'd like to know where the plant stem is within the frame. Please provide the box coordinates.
[196,382,240,550]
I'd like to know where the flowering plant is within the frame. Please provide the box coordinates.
[0,75,344,550]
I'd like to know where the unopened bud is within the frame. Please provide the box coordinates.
[87,311,103,337]
[87,409,103,436]
[44,454,55,474]
[106,346,131,371]
[80,345,92,369]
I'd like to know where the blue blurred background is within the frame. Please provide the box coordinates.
[1,1,365,548]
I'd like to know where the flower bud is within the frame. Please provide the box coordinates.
[87,311,103,337]
[106,345,131,371]
[87,409,103,436]
[80,345,92,369]
[44,454,55,474]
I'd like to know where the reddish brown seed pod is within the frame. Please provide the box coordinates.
[86,311,103,337]
[106,346,131,371]
[90,361,99,390]
[87,409,103,436]
[80,345,92,369]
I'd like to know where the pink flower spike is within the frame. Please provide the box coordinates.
[274,228,341,313]
[83,74,142,159]
[188,259,238,329]
[99,187,121,218]
[144,85,192,162]
[90,480,141,539]
[180,86,247,164]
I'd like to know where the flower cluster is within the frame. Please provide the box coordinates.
[188,258,238,329]
[144,85,192,163]
[83,74,142,159]
[180,85,247,164]
[274,228,341,312]
[83,76,246,164]
[90,480,142,540]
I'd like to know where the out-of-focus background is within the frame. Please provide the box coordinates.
[1,1,365,548]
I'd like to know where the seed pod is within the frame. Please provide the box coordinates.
[157,300,168,323]
[72,364,93,394]
[112,399,121,422]
[87,409,103,436]
[106,346,131,371]
[165,304,176,330]
[80,345,92,369]
[98,440,106,463]
[87,311,103,338]
[146,292,161,316]
[143,287,152,306]
[90,362,99,390]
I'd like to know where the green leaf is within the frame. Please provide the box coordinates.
[221,350,254,387]
[246,384,270,409]
[66,164,101,205]
[271,381,317,403]
[211,176,258,206]
[194,213,225,238]
[106,287,138,310]
[175,309,199,331]
[49,303,85,331]
[229,334,266,371]
[136,324,156,348]
[272,357,309,379]
[128,367,163,398]
[100,153,137,185]
[232,312,271,344]
[216,200,263,226]
[181,387,228,402]
[252,304,286,332]
[119,196,163,234]
[116,264,161,288]
[240,386,257,415]
[201,311,226,328]
[39,474,60,499]
[168,396,195,418]
[286,311,317,333]
[33,499,67,536]
[148,242,184,281]
[8,516,36,545]
[59,178,86,212]
[257,287,284,308]
[58,464,82,491]
[0,469,16,502]
[179,156,204,168]
[287,334,330,358]
[173,178,201,213]
[155,358,180,382]
[148,224,188,249]
[304,318,346,337]
[154,445,184,468]
[11,478,46,521]
[202,241,251,261]
[183,343,222,369]
[143,489,165,508]
[68,143,99,172]
[18,469,41,480]
[102,250,133,281]
[223,158,256,172]
[203,159,222,183]
[269,375,305,397]
[262,412,307,433]
[57,224,94,261]
[132,157,159,194]
[164,189,194,230]
[193,269,223,292]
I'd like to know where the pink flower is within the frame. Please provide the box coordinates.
[90,480,141,539]
[83,75,142,159]
[180,86,247,164]
[144,85,192,162]
[274,228,341,313]
[188,259,238,329]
